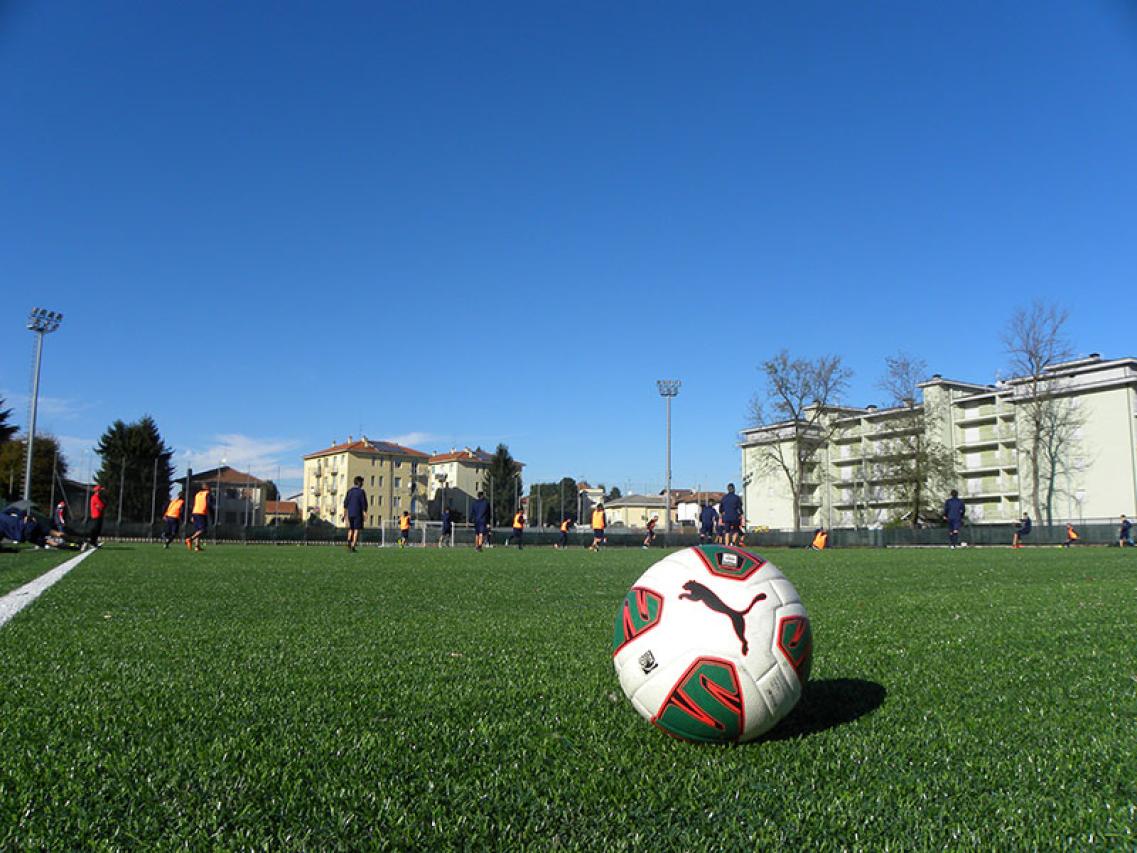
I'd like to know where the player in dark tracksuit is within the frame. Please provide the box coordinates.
[719,484,744,547]
[471,492,491,552]
[1012,513,1032,548]
[943,490,965,548]
[343,476,368,552]
[699,502,718,544]
[438,507,453,547]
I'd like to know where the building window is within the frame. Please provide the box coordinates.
[393,497,401,508]
[375,496,382,507]
[394,477,401,489]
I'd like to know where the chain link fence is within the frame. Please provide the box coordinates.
[88,518,1132,548]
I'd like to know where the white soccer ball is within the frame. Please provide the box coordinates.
[612,544,812,744]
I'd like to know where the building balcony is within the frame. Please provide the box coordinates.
[956,436,1000,450]
[954,412,997,427]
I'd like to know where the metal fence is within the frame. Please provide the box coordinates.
[89,519,1131,548]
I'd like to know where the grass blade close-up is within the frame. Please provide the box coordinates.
[0,544,1134,848]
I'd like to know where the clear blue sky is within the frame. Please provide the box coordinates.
[3,1,1135,498]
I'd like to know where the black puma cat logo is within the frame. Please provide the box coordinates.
[679,580,767,655]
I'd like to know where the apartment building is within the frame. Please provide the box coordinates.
[427,447,493,517]
[302,437,429,526]
[741,354,1137,528]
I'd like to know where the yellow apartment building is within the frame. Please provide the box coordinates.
[302,437,429,526]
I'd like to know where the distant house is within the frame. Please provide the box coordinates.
[577,482,605,517]
[674,491,725,526]
[189,466,271,526]
[264,500,301,524]
[603,494,669,529]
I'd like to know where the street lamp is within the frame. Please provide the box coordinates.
[23,308,63,501]
[657,379,681,536]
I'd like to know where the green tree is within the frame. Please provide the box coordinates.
[606,485,622,502]
[528,477,579,526]
[0,397,18,446]
[0,434,68,506]
[486,443,522,526]
[94,416,175,522]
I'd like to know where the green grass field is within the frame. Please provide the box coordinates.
[1,543,1134,849]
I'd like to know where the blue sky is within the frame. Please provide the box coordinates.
[3,1,1136,498]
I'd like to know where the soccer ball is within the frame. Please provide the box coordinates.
[612,544,812,744]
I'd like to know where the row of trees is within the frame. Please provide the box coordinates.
[748,301,1082,530]
[474,445,622,526]
[0,403,182,523]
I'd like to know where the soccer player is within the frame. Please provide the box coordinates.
[53,499,68,533]
[809,527,829,550]
[343,475,368,552]
[943,489,965,549]
[509,508,525,549]
[162,492,185,549]
[698,501,718,544]
[1012,513,1031,548]
[186,483,212,551]
[1119,515,1132,548]
[1063,523,1080,547]
[471,491,491,551]
[438,506,452,547]
[83,485,107,550]
[556,515,574,549]
[589,503,606,551]
[720,483,744,547]
[642,515,658,549]
[398,510,412,547]
[0,509,65,549]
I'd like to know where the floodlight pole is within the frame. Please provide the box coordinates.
[657,380,681,536]
[23,308,63,501]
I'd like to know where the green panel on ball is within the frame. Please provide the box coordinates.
[777,615,813,683]
[612,587,663,654]
[653,658,744,744]
[691,545,765,580]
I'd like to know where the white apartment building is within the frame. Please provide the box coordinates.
[741,354,1137,529]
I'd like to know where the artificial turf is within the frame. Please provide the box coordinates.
[0,546,79,597]
[0,542,1134,849]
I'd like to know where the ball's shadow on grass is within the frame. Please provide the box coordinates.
[760,678,886,742]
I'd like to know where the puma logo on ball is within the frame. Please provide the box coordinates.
[679,580,767,655]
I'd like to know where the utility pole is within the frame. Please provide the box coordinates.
[657,380,681,536]
[23,308,63,501]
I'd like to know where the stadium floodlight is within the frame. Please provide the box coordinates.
[23,308,63,501]
[657,380,681,536]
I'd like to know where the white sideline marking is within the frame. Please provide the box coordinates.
[0,548,96,629]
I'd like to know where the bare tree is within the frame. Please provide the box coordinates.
[1036,393,1086,527]
[748,351,851,532]
[1002,301,1078,525]
[873,353,955,527]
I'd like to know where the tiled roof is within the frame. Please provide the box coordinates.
[674,491,725,505]
[304,438,430,461]
[189,466,269,485]
[429,447,494,465]
[265,501,299,514]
